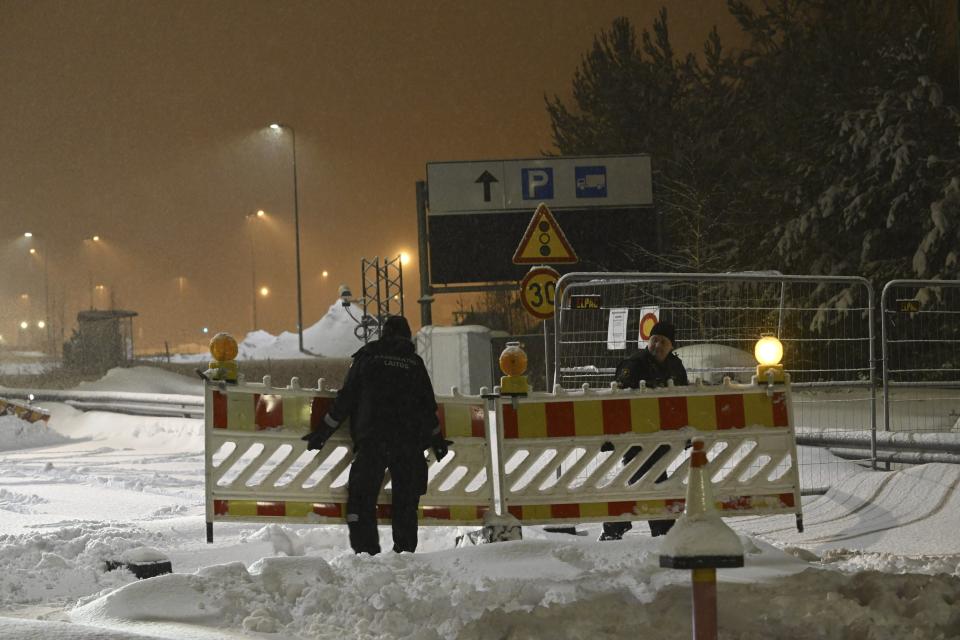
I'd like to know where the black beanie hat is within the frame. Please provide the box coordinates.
[650,321,676,344]
[381,316,412,339]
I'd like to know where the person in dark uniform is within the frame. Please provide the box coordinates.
[301,315,451,555]
[598,321,688,541]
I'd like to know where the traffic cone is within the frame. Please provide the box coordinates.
[659,438,744,640]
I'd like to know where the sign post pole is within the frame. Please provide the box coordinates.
[416,180,433,327]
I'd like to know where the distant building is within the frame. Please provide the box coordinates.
[64,309,138,373]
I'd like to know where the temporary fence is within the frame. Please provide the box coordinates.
[203,374,803,539]
[879,280,960,466]
[204,378,493,541]
[552,273,876,493]
[494,381,803,532]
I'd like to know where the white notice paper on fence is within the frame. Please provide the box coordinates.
[607,308,629,350]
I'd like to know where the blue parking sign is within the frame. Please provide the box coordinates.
[521,167,554,200]
[575,166,607,198]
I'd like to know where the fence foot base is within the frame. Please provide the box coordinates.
[482,512,522,543]
[454,513,524,547]
[206,521,213,544]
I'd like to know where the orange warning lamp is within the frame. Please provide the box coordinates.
[755,335,784,382]
[207,332,239,383]
[498,342,529,395]
[210,332,239,361]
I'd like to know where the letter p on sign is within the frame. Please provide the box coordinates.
[522,168,554,200]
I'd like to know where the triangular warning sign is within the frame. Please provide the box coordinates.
[512,203,579,264]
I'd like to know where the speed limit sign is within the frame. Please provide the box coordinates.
[519,266,560,320]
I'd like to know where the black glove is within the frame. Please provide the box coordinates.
[600,441,615,453]
[431,436,454,461]
[301,426,336,451]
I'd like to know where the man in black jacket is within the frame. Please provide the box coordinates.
[599,321,688,541]
[301,316,451,555]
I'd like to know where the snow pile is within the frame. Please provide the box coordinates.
[0,488,47,514]
[169,298,364,362]
[67,535,960,640]
[41,404,203,451]
[75,366,202,395]
[0,522,149,607]
[819,548,960,576]
[0,414,68,451]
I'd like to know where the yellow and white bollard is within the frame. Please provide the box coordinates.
[659,439,744,640]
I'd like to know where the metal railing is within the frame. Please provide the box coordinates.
[0,388,203,418]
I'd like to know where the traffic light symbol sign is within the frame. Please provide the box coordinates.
[512,203,579,264]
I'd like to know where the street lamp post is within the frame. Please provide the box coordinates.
[269,123,305,353]
[84,235,102,309]
[245,211,265,331]
[24,232,51,354]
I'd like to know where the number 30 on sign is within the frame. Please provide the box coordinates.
[519,266,560,320]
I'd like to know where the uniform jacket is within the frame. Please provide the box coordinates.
[614,349,688,389]
[325,336,439,449]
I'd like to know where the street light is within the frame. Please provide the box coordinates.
[245,211,268,331]
[269,122,306,353]
[83,235,103,309]
[23,232,51,354]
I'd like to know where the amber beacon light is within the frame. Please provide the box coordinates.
[498,341,529,395]
[207,332,239,383]
[754,335,784,381]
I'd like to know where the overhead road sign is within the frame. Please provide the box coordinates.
[513,203,579,265]
[427,207,657,284]
[426,155,652,214]
[420,154,658,288]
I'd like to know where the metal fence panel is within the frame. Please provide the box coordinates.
[881,280,960,449]
[552,273,876,492]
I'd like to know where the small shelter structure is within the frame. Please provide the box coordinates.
[64,309,138,373]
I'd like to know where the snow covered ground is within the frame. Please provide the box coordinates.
[1,370,959,638]
[166,300,367,362]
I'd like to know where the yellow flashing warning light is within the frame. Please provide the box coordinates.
[210,332,239,362]
[755,335,784,381]
[499,342,529,395]
[207,332,239,383]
